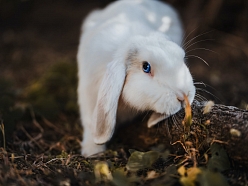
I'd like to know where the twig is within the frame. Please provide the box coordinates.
[42,118,64,134]
[20,126,45,151]
[30,109,44,133]
[0,120,6,150]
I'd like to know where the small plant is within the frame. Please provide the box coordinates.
[0,120,5,150]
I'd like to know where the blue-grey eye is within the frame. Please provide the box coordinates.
[142,61,151,73]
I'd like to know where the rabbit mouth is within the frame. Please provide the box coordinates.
[147,105,183,128]
[147,112,168,128]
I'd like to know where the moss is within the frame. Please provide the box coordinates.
[24,61,79,119]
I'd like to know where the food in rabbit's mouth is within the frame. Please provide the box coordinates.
[183,95,192,131]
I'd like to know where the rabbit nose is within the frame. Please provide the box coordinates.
[177,97,185,108]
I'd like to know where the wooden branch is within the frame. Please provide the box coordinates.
[115,101,248,168]
[189,101,248,167]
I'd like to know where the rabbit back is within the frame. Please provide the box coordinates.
[82,0,183,45]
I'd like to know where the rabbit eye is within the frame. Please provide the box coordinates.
[142,61,151,73]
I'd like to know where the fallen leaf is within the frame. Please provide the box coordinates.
[197,169,229,186]
[178,166,202,186]
[112,168,134,186]
[94,161,113,182]
[126,150,160,172]
[207,143,230,172]
[146,170,160,180]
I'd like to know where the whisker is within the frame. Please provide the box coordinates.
[182,26,200,47]
[194,82,219,92]
[171,115,176,125]
[186,54,209,66]
[183,30,214,49]
[194,81,223,102]
[194,95,202,102]
[194,96,204,102]
[184,39,214,51]
[172,115,180,129]
[164,119,171,140]
[173,114,181,128]
[195,94,208,102]
[194,81,207,87]
[196,88,221,102]
[186,47,218,55]
[196,93,208,101]
[142,111,150,122]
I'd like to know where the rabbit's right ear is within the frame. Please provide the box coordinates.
[93,58,126,144]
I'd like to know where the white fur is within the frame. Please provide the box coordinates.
[77,0,196,157]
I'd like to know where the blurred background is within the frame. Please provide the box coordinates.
[0,0,248,110]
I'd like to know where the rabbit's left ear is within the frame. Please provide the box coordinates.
[93,58,126,144]
[147,112,168,128]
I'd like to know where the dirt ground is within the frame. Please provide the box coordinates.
[0,0,248,185]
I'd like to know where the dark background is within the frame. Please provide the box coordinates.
[0,0,248,108]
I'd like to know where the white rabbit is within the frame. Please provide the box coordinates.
[77,0,196,157]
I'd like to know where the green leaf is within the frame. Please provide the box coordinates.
[207,143,230,172]
[197,169,229,186]
[126,150,160,172]
[112,168,135,186]
[150,144,169,160]
[94,161,113,182]
[128,149,136,154]
[178,166,202,186]
[25,62,78,119]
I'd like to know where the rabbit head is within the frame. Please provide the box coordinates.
[94,33,195,144]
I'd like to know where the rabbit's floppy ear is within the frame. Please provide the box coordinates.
[94,58,126,144]
[147,112,168,128]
